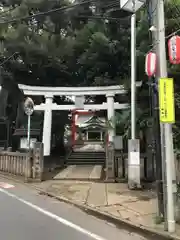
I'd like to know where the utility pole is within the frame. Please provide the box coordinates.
[128,0,141,189]
[148,0,165,221]
[152,0,175,233]
[131,12,136,140]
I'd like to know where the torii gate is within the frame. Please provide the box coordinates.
[1,83,142,156]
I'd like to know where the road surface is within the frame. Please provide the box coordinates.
[0,177,149,240]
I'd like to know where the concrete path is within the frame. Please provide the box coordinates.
[35,181,158,224]
[32,179,180,239]
[0,176,149,240]
[54,165,103,180]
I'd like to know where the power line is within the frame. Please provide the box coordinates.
[76,14,130,22]
[0,52,18,66]
[0,0,124,64]
[105,0,120,9]
[0,0,118,25]
[166,27,180,39]
[146,26,180,55]
[89,0,120,9]
[0,0,93,24]
[144,0,180,54]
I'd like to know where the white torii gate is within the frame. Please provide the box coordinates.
[0,83,142,156]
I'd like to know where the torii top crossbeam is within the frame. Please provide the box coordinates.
[16,82,142,96]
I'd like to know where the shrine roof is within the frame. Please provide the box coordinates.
[76,114,106,127]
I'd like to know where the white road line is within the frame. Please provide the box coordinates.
[0,188,107,240]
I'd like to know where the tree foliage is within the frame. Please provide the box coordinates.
[0,0,132,87]
[1,0,180,149]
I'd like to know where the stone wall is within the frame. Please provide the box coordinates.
[0,142,44,182]
[114,152,148,181]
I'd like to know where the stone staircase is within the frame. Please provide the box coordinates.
[66,151,106,165]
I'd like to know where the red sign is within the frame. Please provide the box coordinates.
[168,35,180,64]
[145,52,157,77]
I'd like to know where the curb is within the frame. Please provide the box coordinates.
[0,173,179,240]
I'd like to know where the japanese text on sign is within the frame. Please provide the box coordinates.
[159,78,175,123]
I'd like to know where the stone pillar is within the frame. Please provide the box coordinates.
[106,93,115,142]
[105,142,115,182]
[42,95,53,156]
[24,152,32,183]
[32,142,44,182]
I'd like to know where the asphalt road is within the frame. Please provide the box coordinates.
[0,178,148,240]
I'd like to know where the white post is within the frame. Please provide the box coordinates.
[131,12,136,140]
[24,97,34,151]
[155,0,175,233]
[42,95,53,156]
[106,93,115,142]
[27,115,31,149]
[100,131,103,141]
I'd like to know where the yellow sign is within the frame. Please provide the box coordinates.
[159,78,175,123]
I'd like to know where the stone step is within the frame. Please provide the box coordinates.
[70,154,105,157]
[68,154,105,157]
[66,151,106,166]
[72,151,105,154]
[68,156,105,159]
[69,152,105,156]
[67,161,105,165]
[67,156,105,160]
[67,162,105,165]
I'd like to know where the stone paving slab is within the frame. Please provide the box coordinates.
[107,192,138,205]
[67,183,92,203]
[106,183,130,194]
[89,165,102,180]
[70,165,94,179]
[97,205,126,218]
[53,165,76,179]
[87,183,107,207]
[123,199,157,215]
